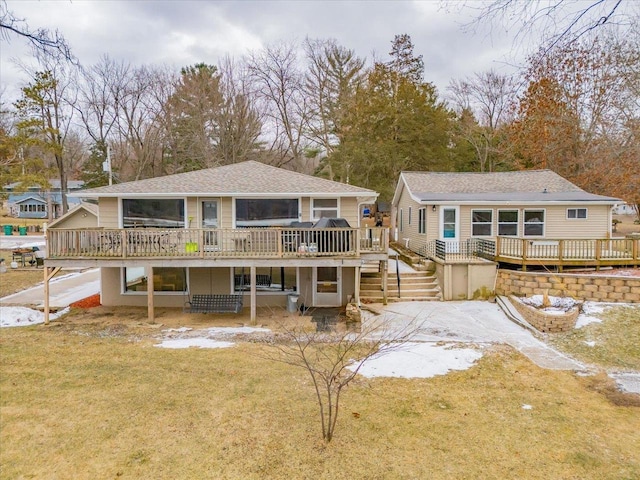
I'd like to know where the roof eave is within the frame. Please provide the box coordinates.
[70,191,377,199]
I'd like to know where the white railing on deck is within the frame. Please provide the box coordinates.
[495,237,639,262]
[47,227,388,259]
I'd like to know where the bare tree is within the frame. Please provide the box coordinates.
[76,55,127,147]
[448,70,516,171]
[111,65,174,180]
[247,42,311,171]
[0,0,75,62]
[458,0,635,58]
[261,313,421,442]
[216,56,264,164]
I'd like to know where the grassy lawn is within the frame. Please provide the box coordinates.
[1,320,639,479]
[548,305,640,371]
[0,250,43,297]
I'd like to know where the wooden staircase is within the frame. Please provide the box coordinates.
[360,269,442,303]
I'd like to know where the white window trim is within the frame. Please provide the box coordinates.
[310,198,339,221]
[523,208,546,237]
[497,209,519,237]
[199,197,221,228]
[567,207,588,220]
[408,207,412,225]
[121,266,189,295]
[399,208,404,232]
[471,209,493,237]
[418,208,426,234]
[439,206,460,241]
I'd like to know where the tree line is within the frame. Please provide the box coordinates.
[1,28,638,212]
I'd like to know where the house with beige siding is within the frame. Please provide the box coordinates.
[392,169,620,254]
[390,170,632,297]
[45,161,387,322]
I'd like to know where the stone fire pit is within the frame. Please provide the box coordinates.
[510,295,580,333]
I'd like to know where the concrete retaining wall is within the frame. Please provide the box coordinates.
[496,270,640,303]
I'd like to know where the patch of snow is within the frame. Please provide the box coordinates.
[154,338,235,349]
[609,372,640,395]
[519,295,579,311]
[521,404,533,410]
[582,302,608,316]
[350,342,483,379]
[574,302,632,329]
[575,315,603,329]
[163,327,193,333]
[206,326,270,335]
[0,306,69,328]
[584,341,596,347]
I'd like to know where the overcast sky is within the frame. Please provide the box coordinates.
[0,0,531,101]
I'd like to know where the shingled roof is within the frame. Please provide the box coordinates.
[397,170,620,203]
[73,161,377,198]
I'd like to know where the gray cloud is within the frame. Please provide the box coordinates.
[1,0,523,101]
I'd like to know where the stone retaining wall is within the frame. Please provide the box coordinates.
[496,270,640,303]
[509,296,579,333]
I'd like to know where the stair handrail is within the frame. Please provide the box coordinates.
[395,252,401,298]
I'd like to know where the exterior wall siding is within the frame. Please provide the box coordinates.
[49,211,98,229]
[393,186,612,257]
[339,197,358,226]
[220,198,233,228]
[396,186,431,254]
[186,197,197,226]
[98,198,119,228]
[101,266,314,308]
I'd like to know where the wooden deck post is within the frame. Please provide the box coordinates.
[250,266,256,324]
[147,266,154,323]
[382,260,388,305]
[43,266,61,325]
[354,265,361,306]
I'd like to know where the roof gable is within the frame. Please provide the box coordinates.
[74,161,377,198]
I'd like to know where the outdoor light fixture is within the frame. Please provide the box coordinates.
[432,205,436,212]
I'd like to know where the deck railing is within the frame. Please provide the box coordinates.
[47,227,388,260]
[424,237,639,267]
[495,237,639,262]
[432,239,492,262]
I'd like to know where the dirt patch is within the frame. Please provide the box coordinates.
[55,305,316,339]
[581,373,640,407]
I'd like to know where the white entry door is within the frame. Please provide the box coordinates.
[313,266,341,307]
[439,206,460,253]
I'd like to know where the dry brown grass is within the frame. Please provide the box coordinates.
[0,250,43,297]
[1,317,639,480]
[0,214,45,228]
[548,305,640,371]
[613,214,640,236]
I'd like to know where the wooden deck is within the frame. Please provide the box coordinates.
[47,227,388,261]
[428,237,640,271]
